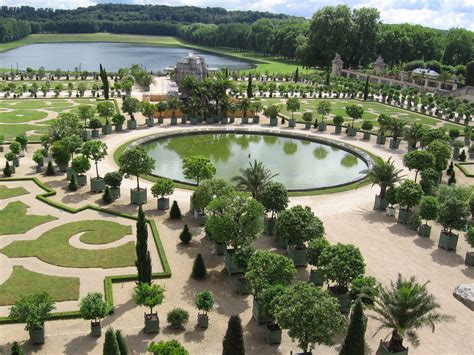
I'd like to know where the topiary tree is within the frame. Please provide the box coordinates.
[195,290,214,316]
[438,197,470,236]
[257,182,288,221]
[151,178,174,209]
[349,276,380,305]
[148,340,189,355]
[103,327,120,355]
[118,146,155,191]
[427,139,452,173]
[135,205,152,285]
[222,315,245,355]
[51,140,71,169]
[419,196,439,226]
[192,178,234,212]
[420,167,439,195]
[115,329,128,355]
[15,133,28,151]
[345,104,364,127]
[122,97,140,120]
[81,140,108,180]
[182,156,216,186]
[396,180,423,212]
[179,224,192,244]
[286,97,300,121]
[133,282,165,316]
[318,243,365,294]
[167,308,189,329]
[170,201,182,219]
[403,150,434,182]
[191,253,207,280]
[316,100,331,123]
[79,292,108,335]
[272,282,345,354]
[3,161,12,177]
[45,161,55,176]
[306,237,330,281]
[104,171,123,189]
[340,298,366,355]
[102,186,113,204]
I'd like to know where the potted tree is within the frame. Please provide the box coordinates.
[403,150,434,182]
[376,114,390,145]
[156,101,167,124]
[276,205,325,266]
[104,171,123,201]
[78,104,95,141]
[465,227,474,266]
[437,196,470,251]
[361,120,373,140]
[89,118,102,138]
[118,146,155,204]
[4,153,16,174]
[112,113,125,132]
[79,292,108,337]
[396,180,423,225]
[15,133,28,154]
[51,140,71,172]
[257,182,289,236]
[195,290,214,329]
[302,112,313,129]
[264,104,281,126]
[286,97,300,127]
[306,237,330,286]
[151,178,175,210]
[133,282,165,333]
[316,100,331,131]
[370,274,451,355]
[122,97,140,129]
[32,148,47,173]
[333,115,344,134]
[452,140,464,160]
[245,250,296,324]
[9,142,21,167]
[260,285,287,344]
[82,141,108,193]
[142,102,156,127]
[239,97,251,124]
[368,157,404,210]
[167,96,180,125]
[71,154,91,187]
[96,101,115,135]
[0,134,4,152]
[251,100,263,124]
[385,186,398,217]
[182,155,216,187]
[192,178,234,227]
[418,196,439,238]
[345,104,364,136]
[9,292,55,344]
[388,117,407,149]
[318,243,366,313]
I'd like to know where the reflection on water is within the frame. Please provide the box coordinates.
[142,133,368,189]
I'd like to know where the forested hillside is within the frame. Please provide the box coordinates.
[0,4,472,69]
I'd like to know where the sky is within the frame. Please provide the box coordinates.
[1,0,473,31]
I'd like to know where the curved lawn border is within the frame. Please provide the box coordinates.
[455,162,474,178]
[114,126,382,196]
[0,177,171,324]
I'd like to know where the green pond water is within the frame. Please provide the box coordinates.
[142,133,368,190]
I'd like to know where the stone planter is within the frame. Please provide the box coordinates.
[36,165,42,173]
[376,340,408,355]
[109,187,121,200]
[77,174,87,187]
[236,277,250,295]
[363,131,371,140]
[214,241,226,255]
[82,131,91,141]
[328,287,351,314]
[465,251,474,266]
[197,313,209,329]
[252,299,272,325]
[0,146,3,153]
[270,117,278,126]
[144,313,160,333]
[157,197,169,210]
[13,158,19,167]
[277,235,289,249]
[197,213,207,226]
[224,248,244,275]
[158,117,164,124]
[335,125,342,134]
[438,231,458,251]
[347,127,357,136]
[265,323,282,345]
[131,188,147,204]
[318,122,327,131]
[389,139,400,149]
[181,117,187,124]
[213,116,220,123]
[418,224,431,238]
[288,118,296,128]
[90,321,101,337]
[102,125,112,135]
[252,116,260,124]
[114,124,123,132]
[221,117,229,124]
[29,327,45,344]
[264,217,276,236]
[191,117,197,125]
[90,177,105,193]
[287,245,307,266]
[91,129,100,138]
[127,120,137,130]
[146,118,154,127]
[374,195,389,210]
[242,117,249,124]
[376,134,386,145]
[206,117,213,124]
[304,122,311,129]
[309,269,325,286]
[386,206,396,217]
[397,209,412,225]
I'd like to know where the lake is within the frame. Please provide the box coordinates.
[0,42,253,72]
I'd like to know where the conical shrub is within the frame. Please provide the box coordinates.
[103,186,113,204]
[115,329,128,355]
[3,161,12,177]
[45,161,55,176]
[223,314,245,355]
[340,298,366,355]
[103,327,120,355]
[191,253,207,280]
[170,200,182,219]
[69,174,78,191]
[180,224,192,244]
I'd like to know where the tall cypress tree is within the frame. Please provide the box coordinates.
[339,298,366,355]
[363,76,369,101]
[115,329,128,355]
[103,327,120,355]
[222,315,245,355]
[100,64,109,99]
[135,205,152,284]
[294,67,299,83]
[246,75,253,98]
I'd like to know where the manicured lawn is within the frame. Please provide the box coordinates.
[0,185,29,200]
[0,99,72,110]
[0,201,56,235]
[0,124,49,142]
[1,220,135,268]
[0,266,79,306]
[0,109,48,123]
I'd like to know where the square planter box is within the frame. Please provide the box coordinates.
[376,340,408,355]
[374,195,388,210]
[114,124,123,132]
[236,277,250,295]
[90,177,105,193]
[90,321,101,337]
[335,126,342,134]
[389,139,400,149]
[309,268,325,287]
[438,231,458,251]
[102,125,112,135]
[0,146,3,153]
[347,127,357,136]
[398,209,412,225]
[131,188,147,204]
[288,119,296,128]
[181,117,187,124]
[29,327,45,344]
[265,324,282,345]
[36,165,42,173]
[386,206,396,217]
[277,235,289,249]
[363,131,371,140]
[242,117,249,124]
[328,287,351,314]
[221,117,229,124]
[287,245,307,267]
[157,197,170,210]
[146,118,154,127]
[82,131,91,141]
[215,241,226,255]
[418,224,431,238]
[158,117,164,124]
[376,134,386,145]
[127,120,137,130]
[144,313,160,333]
[77,174,87,187]
[318,122,327,131]
[191,117,197,125]
[270,117,278,126]
[197,213,208,226]
[224,248,245,275]
[197,313,209,329]
[213,116,221,123]
[206,117,213,124]
[252,298,272,325]
[13,158,19,167]
[252,116,260,124]
[264,217,276,236]
[304,122,311,129]
[91,129,100,138]
[109,187,121,201]
[465,251,474,266]
[9,165,15,174]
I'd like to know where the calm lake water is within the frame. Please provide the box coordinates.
[142,133,368,190]
[0,43,253,72]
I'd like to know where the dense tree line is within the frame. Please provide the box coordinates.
[0,4,472,68]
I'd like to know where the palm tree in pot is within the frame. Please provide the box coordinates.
[368,157,404,210]
[232,160,278,199]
